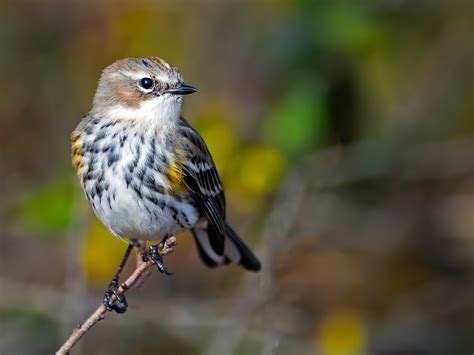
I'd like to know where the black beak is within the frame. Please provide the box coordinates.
[165,83,198,95]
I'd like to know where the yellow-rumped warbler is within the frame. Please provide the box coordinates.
[71,57,261,313]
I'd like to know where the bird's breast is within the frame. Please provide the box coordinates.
[73,117,199,240]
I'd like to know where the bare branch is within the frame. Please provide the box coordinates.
[55,237,176,355]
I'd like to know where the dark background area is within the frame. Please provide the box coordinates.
[0,1,473,354]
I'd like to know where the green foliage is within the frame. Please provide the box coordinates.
[11,178,75,238]
[264,81,329,157]
[311,4,382,55]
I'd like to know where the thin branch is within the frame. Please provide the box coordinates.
[55,236,176,355]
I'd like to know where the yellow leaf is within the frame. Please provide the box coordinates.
[316,308,367,355]
[238,145,285,195]
[81,219,129,284]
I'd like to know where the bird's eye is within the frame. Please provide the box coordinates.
[138,77,154,91]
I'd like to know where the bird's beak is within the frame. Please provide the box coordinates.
[165,83,198,95]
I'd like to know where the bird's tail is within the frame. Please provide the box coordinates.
[191,223,261,271]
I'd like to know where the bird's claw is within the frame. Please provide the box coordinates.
[149,244,173,276]
[103,279,128,314]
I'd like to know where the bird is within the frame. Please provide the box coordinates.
[71,57,261,313]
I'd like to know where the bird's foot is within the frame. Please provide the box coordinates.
[159,234,171,246]
[103,278,128,314]
[149,244,173,276]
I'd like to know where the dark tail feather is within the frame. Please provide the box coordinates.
[191,227,229,268]
[224,224,261,271]
[191,223,261,271]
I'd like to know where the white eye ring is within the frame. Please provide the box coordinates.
[137,77,155,93]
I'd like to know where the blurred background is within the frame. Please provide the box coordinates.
[0,0,473,354]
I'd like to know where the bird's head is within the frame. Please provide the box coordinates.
[92,57,197,122]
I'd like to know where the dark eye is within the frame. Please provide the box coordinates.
[138,77,154,91]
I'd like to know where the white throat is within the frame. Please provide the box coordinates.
[101,95,182,126]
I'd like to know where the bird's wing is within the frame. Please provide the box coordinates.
[178,117,226,254]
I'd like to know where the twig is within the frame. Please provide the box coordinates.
[59,186,88,355]
[55,236,176,355]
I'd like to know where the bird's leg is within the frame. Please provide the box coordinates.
[148,234,173,276]
[103,241,135,314]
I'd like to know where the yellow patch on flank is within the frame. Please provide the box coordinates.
[166,148,186,192]
[71,137,83,174]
